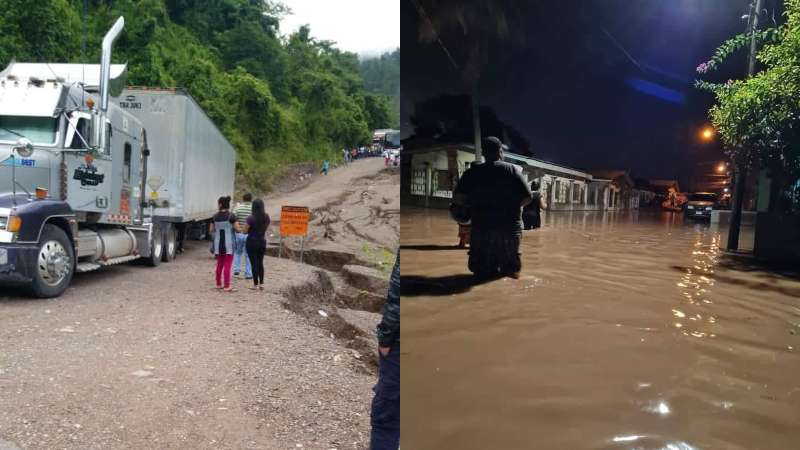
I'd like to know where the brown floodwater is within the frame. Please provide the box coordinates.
[401,208,800,450]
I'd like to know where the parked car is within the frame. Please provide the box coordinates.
[685,192,717,220]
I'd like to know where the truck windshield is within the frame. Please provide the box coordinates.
[384,132,400,149]
[0,116,58,145]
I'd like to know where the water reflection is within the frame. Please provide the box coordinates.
[401,208,800,450]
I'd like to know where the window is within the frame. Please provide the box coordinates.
[0,115,58,145]
[69,118,89,149]
[573,184,581,202]
[103,123,112,155]
[436,170,453,190]
[123,142,132,184]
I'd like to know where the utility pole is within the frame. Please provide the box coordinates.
[472,84,482,162]
[727,0,764,251]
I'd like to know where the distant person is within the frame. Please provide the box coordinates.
[351,148,358,161]
[210,195,239,292]
[321,160,330,175]
[342,148,350,165]
[522,181,547,230]
[370,251,400,450]
[384,149,390,167]
[244,198,270,291]
[451,137,533,279]
[233,193,254,279]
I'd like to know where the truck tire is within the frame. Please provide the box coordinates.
[144,223,163,267]
[29,224,74,298]
[162,224,177,262]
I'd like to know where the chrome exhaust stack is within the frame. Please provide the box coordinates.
[96,16,124,150]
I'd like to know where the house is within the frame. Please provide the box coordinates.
[400,140,641,212]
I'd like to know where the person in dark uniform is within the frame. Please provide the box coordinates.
[522,180,546,230]
[370,252,400,450]
[452,137,533,279]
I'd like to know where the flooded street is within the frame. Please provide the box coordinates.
[401,208,800,450]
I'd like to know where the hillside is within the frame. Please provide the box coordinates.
[360,48,400,128]
[0,0,396,191]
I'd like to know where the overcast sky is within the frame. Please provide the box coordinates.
[280,0,399,57]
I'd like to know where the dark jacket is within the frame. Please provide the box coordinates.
[376,252,400,347]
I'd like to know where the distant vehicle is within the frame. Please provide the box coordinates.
[383,130,400,150]
[0,17,235,298]
[685,192,717,220]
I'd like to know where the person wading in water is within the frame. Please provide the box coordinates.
[522,180,546,230]
[451,137,533,279]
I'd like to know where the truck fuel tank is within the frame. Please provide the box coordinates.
[77,228,137,262]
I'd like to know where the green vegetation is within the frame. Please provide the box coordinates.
[0,0,398,191]
[359,49,400,128]
[361,243,395,276]
[696,0,800,212]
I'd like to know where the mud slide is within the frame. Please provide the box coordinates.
[266,157,399,370]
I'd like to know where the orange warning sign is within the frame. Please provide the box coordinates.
[280,206,310,237]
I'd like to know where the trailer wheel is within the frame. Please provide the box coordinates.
[29,224,74,298]
[162,224,177,262]
[144,223,163,267]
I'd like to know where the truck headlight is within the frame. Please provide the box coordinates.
[706,206,713,211]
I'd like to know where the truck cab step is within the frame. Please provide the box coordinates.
[76,254,140,273]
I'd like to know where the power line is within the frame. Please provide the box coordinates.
[409,0,460,71]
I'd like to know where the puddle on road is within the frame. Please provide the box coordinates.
[401,208,800,450]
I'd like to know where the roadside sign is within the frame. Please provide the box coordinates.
[280,206,310,237]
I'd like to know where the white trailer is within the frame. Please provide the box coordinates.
[114,88,236,256]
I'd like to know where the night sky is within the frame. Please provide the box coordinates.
[401,0,784,189]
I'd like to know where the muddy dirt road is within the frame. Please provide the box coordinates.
[401,208,800,450]
[267,158,399,270]
[0,159,398,450]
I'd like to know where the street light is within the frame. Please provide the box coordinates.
[716,163,726,173]
[701,127,714,141]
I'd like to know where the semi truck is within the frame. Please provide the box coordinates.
[0,17,236,297]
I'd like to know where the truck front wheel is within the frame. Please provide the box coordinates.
[30,224,75,298]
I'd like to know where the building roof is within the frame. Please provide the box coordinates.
[649,179,679,187]
[590,169,635,187]
[403,140,594,180]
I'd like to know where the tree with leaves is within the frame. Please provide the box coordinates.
[412,0,525,161]
[697,0,800,213]
[0,0,395,191]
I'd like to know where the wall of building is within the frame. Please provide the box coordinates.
[403,147,641,212]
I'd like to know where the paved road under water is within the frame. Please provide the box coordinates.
[401,208,800,450]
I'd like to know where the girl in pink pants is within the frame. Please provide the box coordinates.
[210,196,240,292]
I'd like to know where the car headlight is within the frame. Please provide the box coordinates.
[706,206,713,211]
[687,205,694,209]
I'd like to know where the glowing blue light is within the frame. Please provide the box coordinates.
[626,77,686,104]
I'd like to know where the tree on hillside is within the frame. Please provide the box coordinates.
[0,0,385,191]
[359,49,400,128]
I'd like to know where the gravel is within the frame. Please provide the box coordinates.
[0,243,375,450]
